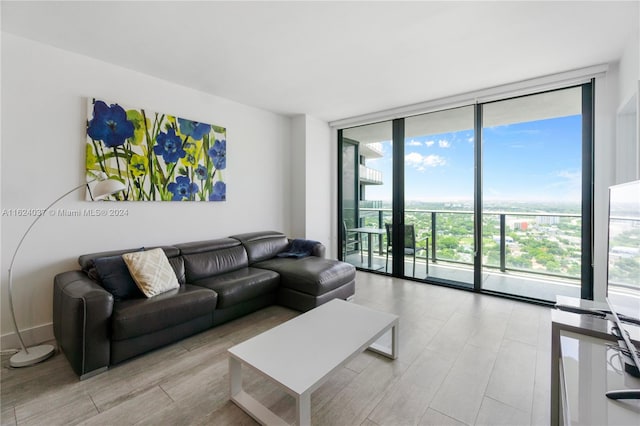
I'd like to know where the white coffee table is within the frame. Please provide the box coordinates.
[228,299,399,426]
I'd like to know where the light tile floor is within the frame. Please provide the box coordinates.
[1,271,552,425]
[353,271,551,425]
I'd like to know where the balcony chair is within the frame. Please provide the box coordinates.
[342,221,363,264]
[385,223,429,277]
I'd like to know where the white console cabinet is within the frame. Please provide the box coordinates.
[551,307,640,425]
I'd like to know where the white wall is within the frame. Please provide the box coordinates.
[593,68,619,303]
[289,116,306,239]
[594,20,640,303]
[614,16,640,184]
[617,11,640,108]
[304,115,332,251]
[596,19,640,303]
[1,34,293,346]
[289,114,333,255]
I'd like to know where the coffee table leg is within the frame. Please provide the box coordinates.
[296,391,311,426]
[229,356,242,399]
[391,321,399,360]
[230,355,303,425]
[367,321,399,360]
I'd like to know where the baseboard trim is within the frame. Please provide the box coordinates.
[1,323,54,352]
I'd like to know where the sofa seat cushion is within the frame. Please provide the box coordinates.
[191,267,279,309]
[111,285,217,341]
[254,257,356,296]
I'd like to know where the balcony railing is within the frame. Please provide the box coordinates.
[360,200,383,209]
[355,207,582,282]
[359,165,383,185]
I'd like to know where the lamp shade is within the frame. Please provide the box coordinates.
[93,179,126,200]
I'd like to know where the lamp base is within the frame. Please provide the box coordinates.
[9,344,55,367]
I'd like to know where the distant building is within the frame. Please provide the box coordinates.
[611,246,640,258]
[513,222,528,231]
[537,215,560,225]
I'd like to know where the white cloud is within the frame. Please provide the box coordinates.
[425,140,435,147]
[405,152,446,171]
[556,170,580,180]
[405,152,424,166]
[438,139,451,148]
[424,154,447,167]
[407,139,422,146]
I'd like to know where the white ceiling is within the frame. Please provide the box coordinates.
[1,1,637,122]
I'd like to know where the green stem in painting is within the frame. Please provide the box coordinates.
[203,134,212,197]
[91,139,107,175]
[142,110,156,200]
[113,146,123,180]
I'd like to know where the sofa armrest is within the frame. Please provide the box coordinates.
[53,271,113,379]
[311,242,326,258]
[283,238,326,258]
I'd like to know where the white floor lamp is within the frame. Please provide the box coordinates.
[7,172,125,367]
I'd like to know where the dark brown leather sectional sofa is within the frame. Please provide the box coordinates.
[52,231,356,379]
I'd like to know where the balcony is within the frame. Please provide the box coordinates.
[359,142,384,158]
[345,208,583,302]
[359,165,383,185]
[360,200,383,209]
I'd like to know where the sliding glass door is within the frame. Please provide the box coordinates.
[338,83,593,303]
[403,107,475,285]
[481,87,586,299]
[340,137,358,251]
[339,121,393,272]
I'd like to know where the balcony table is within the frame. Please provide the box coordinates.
[348,227,386,269]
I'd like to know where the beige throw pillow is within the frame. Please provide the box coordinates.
[122,248,179,298]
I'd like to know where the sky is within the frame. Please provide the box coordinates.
[364,114,583,206]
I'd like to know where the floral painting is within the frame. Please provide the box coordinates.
[86,98,226,201]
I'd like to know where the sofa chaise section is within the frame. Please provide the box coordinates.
[230,231,356,311]
[254,256,356,311]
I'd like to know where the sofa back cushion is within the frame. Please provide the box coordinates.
[81,246,186,291]
[180,239,249,282]
[94,253,144,300]
[168,256,186,285]
[79,246,180,271]
[230,231,289,264]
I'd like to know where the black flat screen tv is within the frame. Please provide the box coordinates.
[605,179,640,399]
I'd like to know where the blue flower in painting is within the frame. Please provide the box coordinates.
[168,176,199,201]
[208,139,226,170]
[209,181,226,201]
[195,165,208,181]
[178,118,211,141]
[154,128,186,163]
[87,100,134,148]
